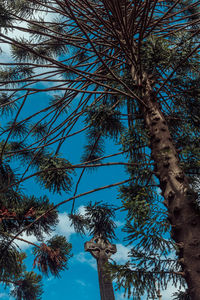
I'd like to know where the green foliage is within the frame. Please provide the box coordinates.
[30,122,48,139]
[0,240,25,282]
[18,196,58,239]
[86,202,117,239]
[50,94,70,114]
[85,104,123,139]
[11,40,51,63]
[82,103,123,166]
[0,66,33,83]
[10,271,43,300]
[6,120,29,138]
[70,202,117,240]
[109,258,183,300]
[0,193,58,237]
[11,40,32,62]
[0,162,17,190]
[167,114,200,180]
[33,236,72,277]
[0,3,14,29]
[81,129,105,165]
[47,40,68,57]
[6,0,39,17]
[120,184,151,222]
[0,93,17,115]
[37,155,73,194]
[69,213,88,236]
[120,123,149,164]
[28,18,66,41]
[28,19,52,41]
[0,163,71,299]
[173,290,191,300]
[140,36,172,74]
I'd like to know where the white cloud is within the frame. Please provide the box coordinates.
[115,283,183,300]
[115,220,124,227]
[55,212,76,239]
[115,292,129,300]
[15,212,76,251]
[77,205,87,216]
[75,243,131,271]
[112,244,131,264]
[75,279,87,287]
[75,252,97,270]
[162,282,184,300]
[0,9,63,91]
[15,233,39,250]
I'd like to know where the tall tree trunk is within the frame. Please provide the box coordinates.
[139,82,200,299]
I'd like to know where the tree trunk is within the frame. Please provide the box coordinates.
[140,86,200,299]
[97,255,115,300]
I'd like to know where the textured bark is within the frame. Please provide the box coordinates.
[141,89,200,299]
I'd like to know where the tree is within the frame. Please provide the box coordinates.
[0,20,74,296]
[0,0,199,299]
[0,167,73,299]
[0,126,73,298]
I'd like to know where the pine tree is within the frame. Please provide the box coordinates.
[0,164,73,299]
[0,0,199,299]
[0,3,74,294]
[0,122,73,298]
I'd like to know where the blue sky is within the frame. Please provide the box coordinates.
[0,67,131,299]
[0,131,132,300]
[0,101,178,300]
[0,9,181,300]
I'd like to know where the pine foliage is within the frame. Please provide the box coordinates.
[10,271,43,300]
[37,155,73,194]
[33,236,72,277]
[70,202,117,240]
[0,240,25,282]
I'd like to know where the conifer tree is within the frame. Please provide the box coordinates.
[0,0,199,299]
[0,3,74,294]
[0,110,73,298]
[0,155,73,299]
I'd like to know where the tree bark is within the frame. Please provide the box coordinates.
[141,86,200,299]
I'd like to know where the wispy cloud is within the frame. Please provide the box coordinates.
[162,282,184,300]
[74,243,131,271]
[115,292,129,300]
[55,212,76,239]
[74,252,97,270]
[114,282,184,300]
[15,233,39,250]
[15,212,76,251]
[75,279,87,287]
[0,9,63,94]
[115,220,124,227]
[112,244,131,264]
[77,205,87,216]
